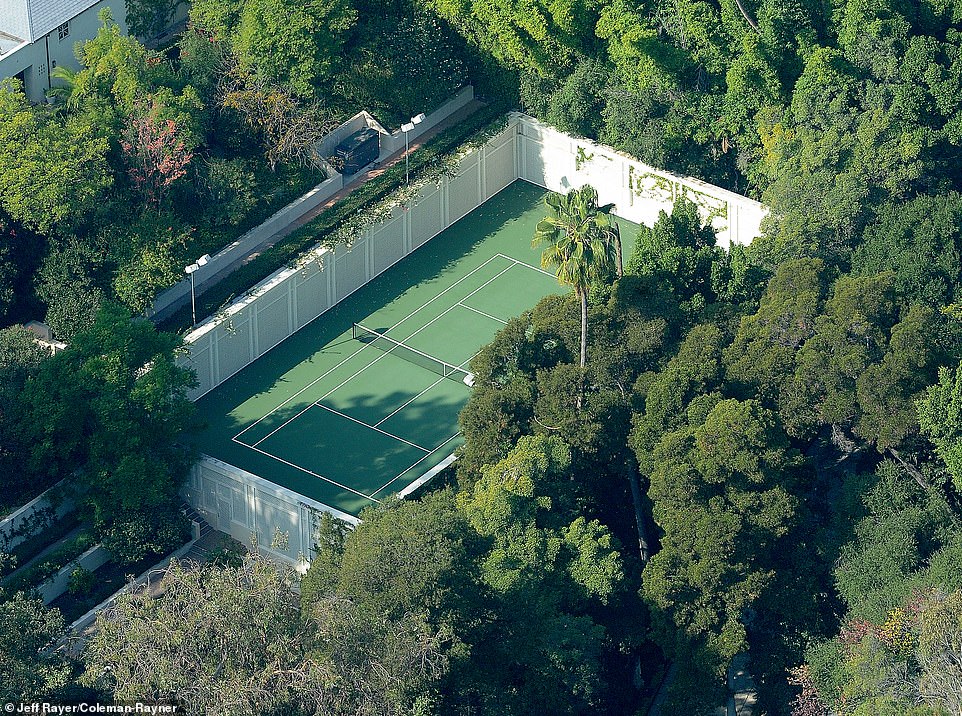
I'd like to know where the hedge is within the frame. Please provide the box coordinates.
[158,102,511,335]
[3,530,96,593]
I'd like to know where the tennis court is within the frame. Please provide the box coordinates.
[192,181,636,516]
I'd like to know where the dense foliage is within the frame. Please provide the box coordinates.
[4,0,962,713]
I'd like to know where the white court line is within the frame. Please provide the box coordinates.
[373,346,477,428]
[233,252,552,494]
[370,432,462,498]
[242,442,381,503]
[247,266,514,449]
[249,301,466,448]
[458,302,508,325]
[232,253,509,443]
[495,252,557,277]
[374,374,447,428]
[311,403,430,452]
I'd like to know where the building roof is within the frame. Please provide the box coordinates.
[0,30,25,57]
[27,0,103,40]
[0,0,102,44]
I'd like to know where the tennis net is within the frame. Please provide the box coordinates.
[352,323,474,386]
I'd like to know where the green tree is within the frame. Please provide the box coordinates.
[778,272,898,441]
[338,11,468,119]
[235,0,357,98]
[455,434,628,715]
[529,59,610,140]
[17,304,196,533]
[302,493,480,714]
[0,593,69,701]
[833,461,955,625]
[723,257,828,402]
[124,0,185,39]
[83,556,323,713]
[855,304,949,451]
[35,236,109,341]
[917,589,962,713]
[852,195,962,306]
[641,399,800,702]
[533,185,618,377]
[86,551,449,716]
[305,490,484,630]
[0,80,111,236]
[428,0,604,78]
[918,361,962,491]
[625,196,738,311]
[0,327,49,504]
[631,323,728,471]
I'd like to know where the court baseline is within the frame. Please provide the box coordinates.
[228,254,557,502]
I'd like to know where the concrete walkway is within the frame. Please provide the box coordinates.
[186,99,485,310]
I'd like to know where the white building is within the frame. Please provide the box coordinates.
[0,0,128,102]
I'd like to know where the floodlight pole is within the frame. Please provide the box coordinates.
[189,270,196,325]
[402,113,425,186]
[185,254,211,327]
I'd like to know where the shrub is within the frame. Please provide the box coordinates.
[4,531,95,592]
[100,508,191,567]
[67,567,95,596]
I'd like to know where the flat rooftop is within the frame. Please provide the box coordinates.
[0,31,25,57]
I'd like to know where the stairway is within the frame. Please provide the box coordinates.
[179,503,217,563]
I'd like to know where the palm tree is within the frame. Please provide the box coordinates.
[533,185,617,387]
[47,65,81,109]
[534,186,646,557]
[611,221,623,278]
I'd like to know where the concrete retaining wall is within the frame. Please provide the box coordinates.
[149,175,345,321]
[66,531,200,637]
[378,86,476,157]
[0,480,73,553]
[38,543,111,604]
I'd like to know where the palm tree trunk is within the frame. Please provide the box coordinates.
[627,469,650,562]
[614,224,623,278]
[578,290,588,411]
[580,290,588,369]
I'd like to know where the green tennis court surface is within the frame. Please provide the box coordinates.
[191,181,637,516]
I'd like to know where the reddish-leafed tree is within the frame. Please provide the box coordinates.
[787,666,828,716]
[121,108,192,208]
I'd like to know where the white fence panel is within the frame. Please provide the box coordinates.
[179,113,768,538]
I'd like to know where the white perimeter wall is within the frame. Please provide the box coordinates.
[179,124,517,402]
[184,457,358,565]
[180,114,766,563]
[516,114,766,247]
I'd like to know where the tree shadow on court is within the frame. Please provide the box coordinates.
[211,384,468,513]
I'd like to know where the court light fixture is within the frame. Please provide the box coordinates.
[402,113,426,186]
[185,253,211,327]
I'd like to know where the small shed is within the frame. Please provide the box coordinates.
[331,128,380,175]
